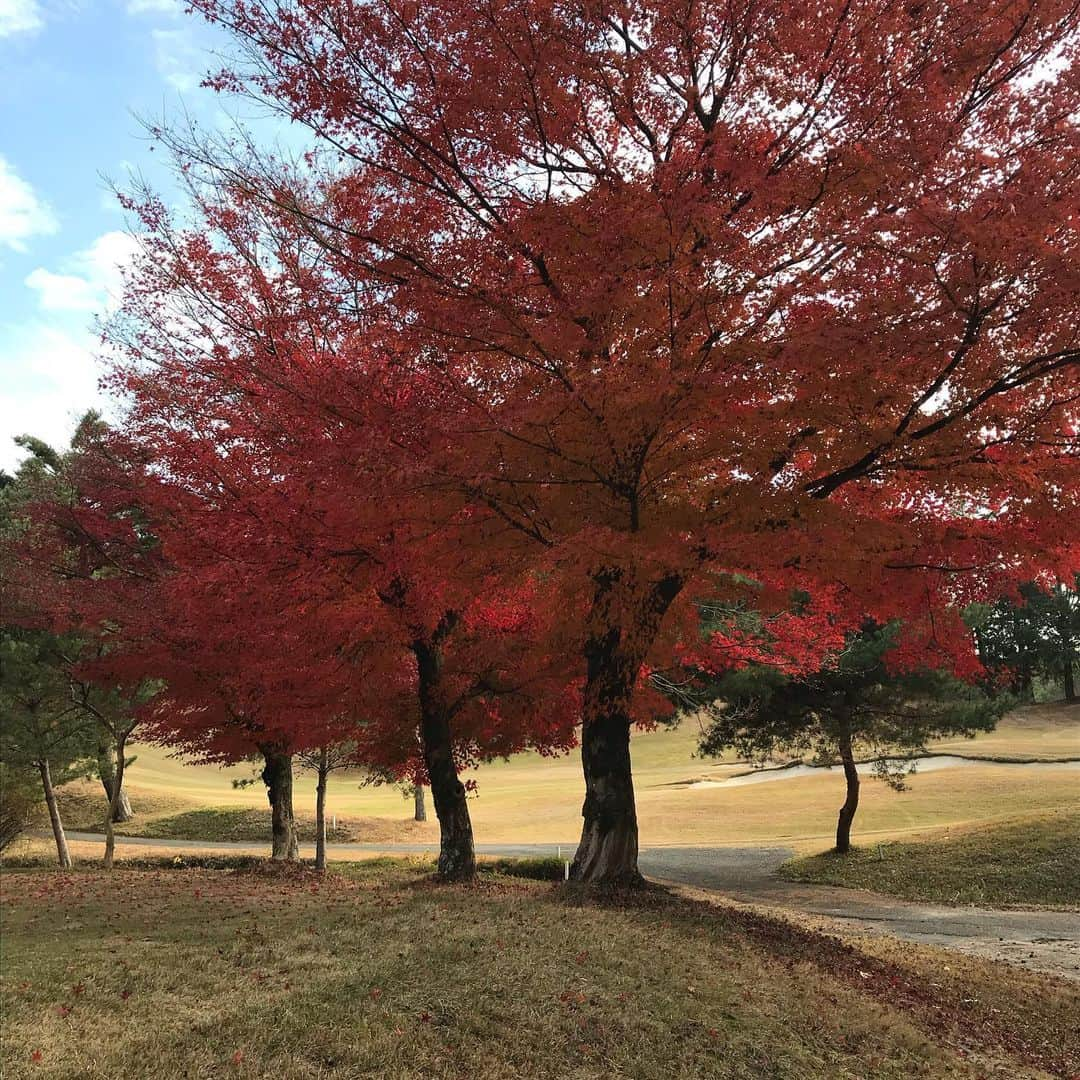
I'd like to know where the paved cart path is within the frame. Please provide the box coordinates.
[59,832,1080,980]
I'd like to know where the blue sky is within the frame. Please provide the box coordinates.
[0,0,229,470]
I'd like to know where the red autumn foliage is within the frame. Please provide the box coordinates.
[67,185,575,876]
[13,0,1077,883]
[167,0,1080,880]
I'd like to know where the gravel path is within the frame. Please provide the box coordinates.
[60,832,1080,980]
[637,845,1080,981]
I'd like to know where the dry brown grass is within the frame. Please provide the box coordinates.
[55,703,1079,850]
[3,861,1075,1078]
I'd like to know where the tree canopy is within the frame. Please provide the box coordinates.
[3,0,1078,882]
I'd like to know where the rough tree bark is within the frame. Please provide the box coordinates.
[413,783,426,822]
[835,726,860,854]
[571,570,683,885]
[260,747,300,861]
[1065,661,1076,704]
[314,746,328,871]
[102,734,129,870]
[97,740,133,823]
[573,696,640,885]
[38,758,71,869]
[413,633,475,882]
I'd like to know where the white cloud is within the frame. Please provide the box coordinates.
[0,155,58,253]
[14,324,99,391]
[24,268,100,312]
[0,0,43,37]
[153,27,204,91]
[2,231,138,469]
[126,0,180,14]
[0,322,113,471]
[25,230,139,315]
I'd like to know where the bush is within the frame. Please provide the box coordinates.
[479,855,565,881]
[0,764,40,853]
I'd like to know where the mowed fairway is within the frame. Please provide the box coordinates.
[80,703,1080,851]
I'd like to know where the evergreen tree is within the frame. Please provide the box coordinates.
[0,760,40,852]
[0,629,96,867]
[1,419,150,866]
[670,622,1007,852]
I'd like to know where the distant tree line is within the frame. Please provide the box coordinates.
[968,581,1079,704]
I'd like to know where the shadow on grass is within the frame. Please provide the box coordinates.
[552,878,1079,1079]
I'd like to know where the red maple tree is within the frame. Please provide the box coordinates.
[110,0,1080,881]
[103,189,579,877]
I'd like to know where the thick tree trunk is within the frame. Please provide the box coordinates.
[572,704,640,885]
[38,759,71,869]
[571,570,683,885]
[1064,661,1076,704]
[98,741,133,823]
[413,783,426,822]
[103,735,130,870]
[413,636,475,882]
[260,747,299,861]
[315,748,328,872]
[835,729,860,854]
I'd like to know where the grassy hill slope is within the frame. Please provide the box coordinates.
[2,861,1077,1078]
[780,808,1080,908]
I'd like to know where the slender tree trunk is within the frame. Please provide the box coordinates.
[38,759,71,869]
[1064,647,1076,703]
[315,748,328,871]
[103,812,114,869]
[106,782,133,823]
[103,734,129,870]
[1023,665,1035,701]
[1055,609,1076,703]
[835,728,860,854]
[413,636,475,882]
[97,741,133,822]
[413,783,426,822]
[571,570,683,885]
[260,747,299,861]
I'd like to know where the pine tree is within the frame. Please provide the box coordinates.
[670,622,1007,852]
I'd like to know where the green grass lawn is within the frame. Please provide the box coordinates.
[2,861,1077,1079]
[780,808,1080,908]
